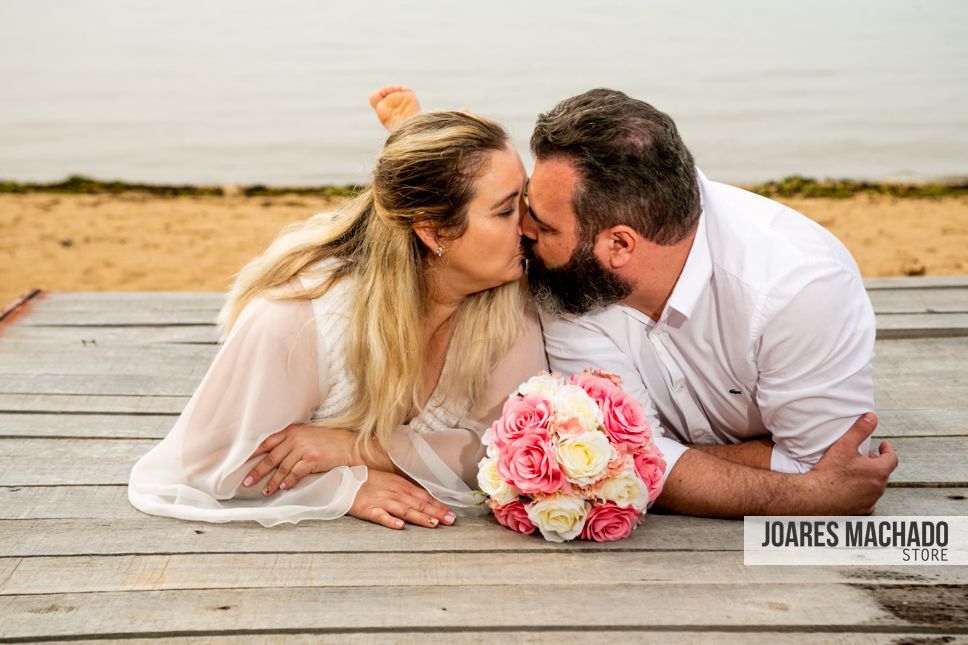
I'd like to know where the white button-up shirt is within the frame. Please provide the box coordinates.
[542,170,875,479]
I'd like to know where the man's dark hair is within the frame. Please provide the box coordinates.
[531,88,700,245]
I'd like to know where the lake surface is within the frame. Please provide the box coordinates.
[1,0,966,185]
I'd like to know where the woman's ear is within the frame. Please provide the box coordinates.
[412,220,440,255]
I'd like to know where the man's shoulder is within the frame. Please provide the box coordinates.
[702,179,862,295]
[539,305,635,346]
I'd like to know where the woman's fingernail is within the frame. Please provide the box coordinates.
[395,519,404,528]
[444,512,456,525]
[429,517,439,526]
[263,487,271,496]
[279,482,287,490]
[243,477,253,486]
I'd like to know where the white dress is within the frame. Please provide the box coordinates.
[127,268,548,527]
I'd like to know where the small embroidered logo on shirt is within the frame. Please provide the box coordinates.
[729,388,742,395]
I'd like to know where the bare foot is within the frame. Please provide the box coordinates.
[368,85,422,132]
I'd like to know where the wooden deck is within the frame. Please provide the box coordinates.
[1,277,967,642]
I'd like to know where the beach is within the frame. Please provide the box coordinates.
[2,190,967,308]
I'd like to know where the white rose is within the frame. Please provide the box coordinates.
[525,495,589,543]
[477,457,519,506]
[481,426,500,459]
[516,373,562,399]
[596,469,649,511]
[553,384,604,430]
[555,431,614,486]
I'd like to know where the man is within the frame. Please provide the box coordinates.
[522,88,898,517]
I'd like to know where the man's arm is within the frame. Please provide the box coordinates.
[656,413,896,517]
[688,439,774,469]
[542,309,897,517]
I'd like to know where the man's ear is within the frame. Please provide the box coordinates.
[412,221,440,255]
[600,225,637,269]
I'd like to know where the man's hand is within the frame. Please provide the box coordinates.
[806,413,898,515]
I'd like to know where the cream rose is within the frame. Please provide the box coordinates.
[553,384,604,430]
[525,495,589,543]
[596,469,649,511]
[516,373,562,398]
[477,457,519,506]
[555,431,615,486]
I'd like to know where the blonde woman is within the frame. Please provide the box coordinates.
[127,95,547,529]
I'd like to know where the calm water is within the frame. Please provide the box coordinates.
[1,0,966,185]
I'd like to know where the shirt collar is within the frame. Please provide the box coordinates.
[651,169,714,325]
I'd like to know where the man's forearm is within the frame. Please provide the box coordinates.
[654,448,817,518]
[689,438,774,469]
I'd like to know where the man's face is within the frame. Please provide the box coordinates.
[522,157,633,315]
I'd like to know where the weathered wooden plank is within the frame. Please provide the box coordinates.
[873,337,968,409]
[0,414,175,439]
[0,485,144,520]
[0,343,217,373]
[29,292,225,310]
[3,484,962,522]
[34,634,968,645]
[0,438,154,486]
[865,276,968,290]
[12,309,219,326]
[0,394,188,414]
[876,313,968,338]
[876,408,968,437]
[3,551,965,596]
[1,583,934,639]
[0,374,203,396]
[2,436,963,487]
[882,437,968,486]
[0,325,218,345]
[0,514,745,557]
[867,288,968,313]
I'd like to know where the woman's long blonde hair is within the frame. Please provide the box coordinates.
[218,112,526,455]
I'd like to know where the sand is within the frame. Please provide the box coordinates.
[2,191,967,308]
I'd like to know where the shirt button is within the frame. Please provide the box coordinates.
[674,381,685,392]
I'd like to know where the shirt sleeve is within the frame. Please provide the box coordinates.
[541,310,688,483]
[755,264,876,473]
[127,295,368,527]
[387,306,550,510]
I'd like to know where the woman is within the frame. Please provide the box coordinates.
[127,93,547,529]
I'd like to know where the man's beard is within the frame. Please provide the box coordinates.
[525,238,633,316]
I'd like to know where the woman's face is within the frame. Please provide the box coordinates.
[438,143,528,295]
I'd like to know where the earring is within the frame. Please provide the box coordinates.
[435,245,445,257]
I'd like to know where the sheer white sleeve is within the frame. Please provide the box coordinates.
[387,308,549,511]
[127,296,367,527]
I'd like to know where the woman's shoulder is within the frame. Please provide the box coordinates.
[227,293,317,348]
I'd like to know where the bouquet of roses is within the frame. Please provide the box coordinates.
[477,369,666,543]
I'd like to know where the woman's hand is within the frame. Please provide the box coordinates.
[349,469,456,530]
[243,423,356,496]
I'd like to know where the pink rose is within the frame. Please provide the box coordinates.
[602,391,651,447]
[488,499,536,535]
[633,447,666,503]
[579,502,642,542]
[497,433,563,496]
[567,372,620,407]
[491,393,553,447]
[551,416,585,437]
